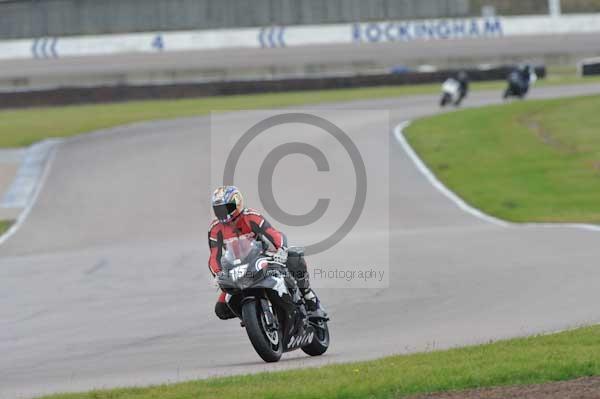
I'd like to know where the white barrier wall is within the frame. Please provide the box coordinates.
[1,14,599,61]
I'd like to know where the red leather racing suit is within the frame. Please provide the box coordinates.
[208,208,287,304]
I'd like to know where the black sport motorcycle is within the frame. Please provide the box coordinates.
[217,236,330,362]
[503,66,536,100]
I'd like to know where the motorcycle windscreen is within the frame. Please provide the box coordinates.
[222,236,262,264]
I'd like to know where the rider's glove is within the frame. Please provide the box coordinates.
[273,247,288,264]
[212,274,221,288]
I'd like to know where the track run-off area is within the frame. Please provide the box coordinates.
[1,83,600,398]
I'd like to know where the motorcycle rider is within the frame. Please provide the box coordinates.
[519,64,535,85]
[505,64,537,99]
[208,185,321,320]
[456,70,469,105]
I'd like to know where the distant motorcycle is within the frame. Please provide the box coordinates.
[503,65,537,99]
[440,76,468,107]
[217,236,330,362]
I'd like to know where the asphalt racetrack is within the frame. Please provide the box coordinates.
[2,83,600,398]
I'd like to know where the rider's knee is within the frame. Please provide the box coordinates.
[286,247,309,290]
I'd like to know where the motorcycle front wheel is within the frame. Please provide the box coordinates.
[242,299,283,362]
[440,93,450,107]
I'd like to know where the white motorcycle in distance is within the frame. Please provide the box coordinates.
[440,78,464,107]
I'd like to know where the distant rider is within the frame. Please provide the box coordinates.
[208,185,322,320]
[520,64,537,86]
[516,64,537,91]
[456,71,469,105]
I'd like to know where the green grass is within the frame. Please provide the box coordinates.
[0,220,13,235]
[0,83,473,148]
[1,74,599,148]
[405,94,600,223]
[39,325,600,399]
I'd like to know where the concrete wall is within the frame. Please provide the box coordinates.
[3,14,600,62]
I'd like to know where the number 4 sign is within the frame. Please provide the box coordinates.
[152,34,164,51]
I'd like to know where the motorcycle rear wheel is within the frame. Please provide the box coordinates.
[302,319,330,356]
[242,300,283,362]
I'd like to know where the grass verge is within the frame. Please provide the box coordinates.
[405,94,600,223]
[39,325,600,399]
[1,75,599,148]
[0,82,487,148]
[0,220,13,235]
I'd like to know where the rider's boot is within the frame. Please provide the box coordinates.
[302,288,324,314]
[286,247,327,317]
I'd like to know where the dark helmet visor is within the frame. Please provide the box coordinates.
[213,203,238,221]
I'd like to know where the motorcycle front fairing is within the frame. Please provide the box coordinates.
[218,239,287,291]
[217,236,299,311]
[442,78,460,95]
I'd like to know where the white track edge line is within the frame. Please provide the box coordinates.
[0,142,60,246]
[393,120,600,232]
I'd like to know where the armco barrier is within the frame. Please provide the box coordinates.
[0,65,545,109]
